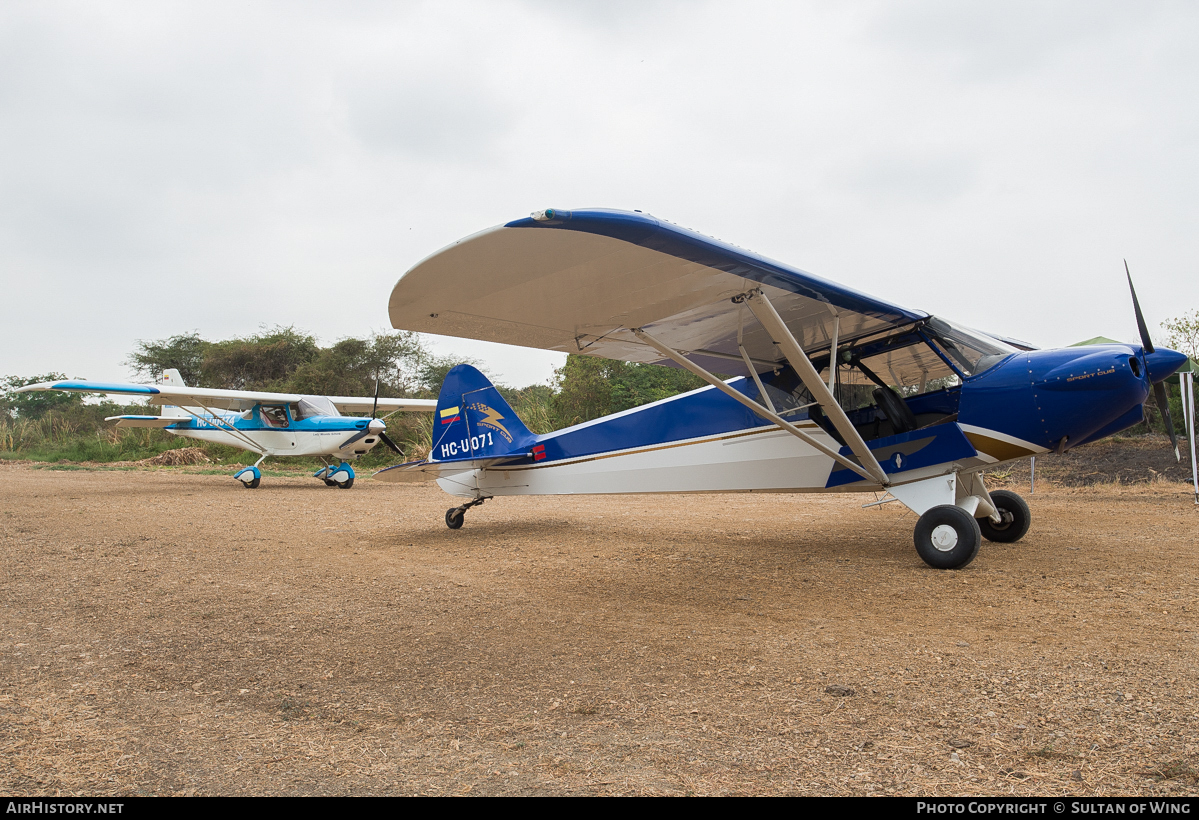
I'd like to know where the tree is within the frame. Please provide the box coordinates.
[290,332,426,397]
[201,326,319,391]
[551,355,614,425]
[126,333,206,386]
[551,354,707,427]
[1163,310,1199,359]
[414,353,489,397]
[1,374,81,419]
[1161,310,1198,435]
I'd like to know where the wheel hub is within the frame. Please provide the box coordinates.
[930,524,959,552]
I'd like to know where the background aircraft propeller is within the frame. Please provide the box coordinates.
[371,377,405,455]
[1126,261,1181,461]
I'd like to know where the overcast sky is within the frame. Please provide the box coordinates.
[3,1,1197,388]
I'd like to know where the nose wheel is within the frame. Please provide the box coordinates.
[316,463,355,489]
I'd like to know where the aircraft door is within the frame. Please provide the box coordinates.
[256,405,298,453]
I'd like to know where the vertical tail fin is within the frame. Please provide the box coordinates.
[160,369,193,419]
[432,364,535,461]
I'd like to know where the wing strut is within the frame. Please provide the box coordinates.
[736,303,777,414]
[631,328,882,484]
[739,289,890,485]
[176,403,267,456]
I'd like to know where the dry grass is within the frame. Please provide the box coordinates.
[1,463,1197,796]
[137,447,212,467]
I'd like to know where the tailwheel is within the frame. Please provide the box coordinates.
[445,508,465,529]
[914,504,981,569]
[979,490,1031,543]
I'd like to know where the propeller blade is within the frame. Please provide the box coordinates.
[378,430,404,455]
[372,377,380,419]
[1153,381,1181,462]
[1126,260,1155,354]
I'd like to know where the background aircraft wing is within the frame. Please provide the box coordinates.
[326,396,437,414]
[16,379,306,410]
[17,380,435,414]
[388,208,928,377]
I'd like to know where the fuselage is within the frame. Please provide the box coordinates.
[166,405,387,460]
[431,342,1187,500]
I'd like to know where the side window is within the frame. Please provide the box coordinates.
[261,406,290,428]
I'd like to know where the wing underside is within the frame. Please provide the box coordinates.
[388,209,928,379]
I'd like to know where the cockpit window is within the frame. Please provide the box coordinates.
[813,331,962,407]
[295,396,339,419]
[924,317,1018,377]
[260,406,290,428]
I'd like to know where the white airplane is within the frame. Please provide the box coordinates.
[17,369,436,488]
[377,208,1188,570]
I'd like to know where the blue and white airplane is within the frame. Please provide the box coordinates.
[17,369,435,488]
[378,208,1188,569]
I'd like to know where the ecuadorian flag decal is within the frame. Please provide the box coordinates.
[440,406,460,425]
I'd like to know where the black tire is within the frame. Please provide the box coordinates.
[914,504,981,569]
[337,477,354,490]
[978,490,1031,543]
[324,479,337,487]
[244,476,261,489]
[445,508,465,529]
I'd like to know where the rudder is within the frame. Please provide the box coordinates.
[432,364,535,461]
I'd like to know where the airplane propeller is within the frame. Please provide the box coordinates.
[371,377,405,455]
[1126,260,1181,462]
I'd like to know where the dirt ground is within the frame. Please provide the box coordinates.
[2,459,1198,796]
[995,435,1195,487]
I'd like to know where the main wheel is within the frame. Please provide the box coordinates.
[914,505,981,569]
[445,508,465,529]
[324,479,337,487]
[978,490,1031,543]
[336,477,354,489]
[243,476,261,489]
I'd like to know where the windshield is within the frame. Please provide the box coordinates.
[924,317,1018,377]
[296,396,339,419]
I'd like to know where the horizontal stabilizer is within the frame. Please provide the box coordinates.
[373,456,525,483]
[105,415,186,428]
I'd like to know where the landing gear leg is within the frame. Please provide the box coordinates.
[445,496,488,529]
[314,461,336,486]
[890,472,994,569]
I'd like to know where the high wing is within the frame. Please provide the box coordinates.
[15,380,436,414]
[388,208,928,378]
